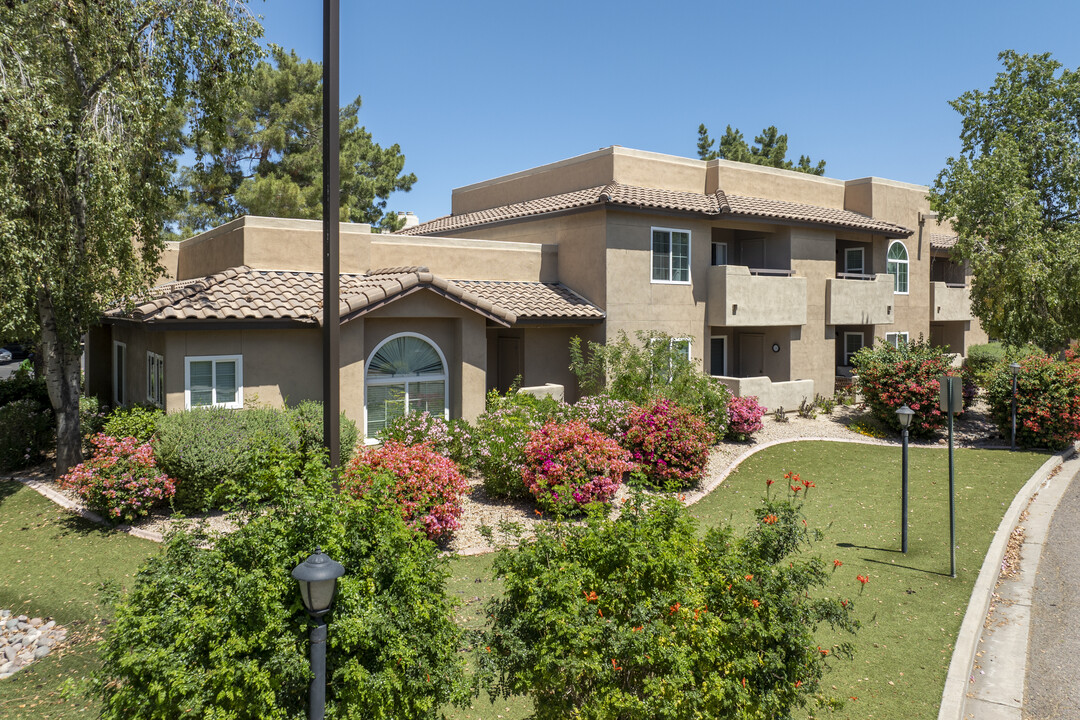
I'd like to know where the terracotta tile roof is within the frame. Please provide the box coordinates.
[929,233,960,251]
[397,182,913,238]
[106,266,604,328]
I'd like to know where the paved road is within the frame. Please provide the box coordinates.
[0,362,18,381]
[1024,468,1080,719]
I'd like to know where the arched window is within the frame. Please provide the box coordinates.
[365,333,448,437]
[887,240,909,294]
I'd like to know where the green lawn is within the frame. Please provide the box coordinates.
[445,441,1049,720]
[0,481,159,720]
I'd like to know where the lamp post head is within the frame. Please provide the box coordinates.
[292,547,345,617]
[1009,362,1021,376]
[896,405,915,429]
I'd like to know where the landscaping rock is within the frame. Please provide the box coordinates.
[0,608,67,681]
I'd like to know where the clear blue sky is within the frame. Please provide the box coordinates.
[252,0,1080,224]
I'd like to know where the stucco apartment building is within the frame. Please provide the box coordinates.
[87,146,985,440]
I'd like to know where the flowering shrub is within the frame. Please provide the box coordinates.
[0,399,53,471]
[625,399,714,489]
[985,353,1080,450]
[521,420,635,514]
[569,393,637,442]
[59,434,176,523]
[344,441,470,542]
[379,411,476,470]
[726,395,766,440]
[851,336,954,438]
[472,390,568,498]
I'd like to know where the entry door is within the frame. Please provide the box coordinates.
[738,333,765,377]
[497,336,523,392]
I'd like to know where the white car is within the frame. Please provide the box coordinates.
[0,349,11,363]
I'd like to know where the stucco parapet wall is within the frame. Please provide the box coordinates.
[715,377,814,413]
[706,265,807,327]
[825,274,896,326]
[930,282,973,322]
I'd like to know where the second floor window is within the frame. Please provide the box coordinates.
[887,240,909,294]
[652,228,690,283]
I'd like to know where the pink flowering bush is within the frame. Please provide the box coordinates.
[570,393,638,443]
[625,400,714,489]
[985,352,1080,450]
[726,395,766,441]
[344,441,470,542]
[851,336,953,438]
[379,411,475,470]
[58,434,176,524]
[521,420,635,514]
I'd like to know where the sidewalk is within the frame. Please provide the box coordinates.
[953,450,1080,719]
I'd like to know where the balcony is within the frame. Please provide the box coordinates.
[706,265,807,327]
[930,282,973,322]
[826,273,895,325]
[714,376,814,412]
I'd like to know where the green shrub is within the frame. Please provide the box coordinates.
[985,352,1080,450]
[97,466,467,719]
[851,336,955,438]
[478,490,857,719]
[570,331,730,438]
[79,395,108,452]
[0,371,50,410]
[379,411,476,470]
[964,342,1042,390]
[0,399,53,470]
[155,407,301,513]
[288,400,359,466]
[103,404,164,444]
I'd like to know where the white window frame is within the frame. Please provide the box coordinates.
[843,332,864,367]
[710,335,728,376]
[112,341,126,407]
[651,227,691,284]
[147,352,165,407]
[364,332,449,438]
[885,332,909,348]
[844,247,864,275]
[184,355,243,410]
[887,240,909,295]
[711,241,728,266]
[647,336,693,380]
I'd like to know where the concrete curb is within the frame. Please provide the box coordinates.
[936,443,1078,720]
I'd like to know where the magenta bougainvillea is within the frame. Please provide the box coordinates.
[726,395,766,440]
[625,400,714,489]
[344,440,470,542]
[521,420,635,513]
[58,433,176,524]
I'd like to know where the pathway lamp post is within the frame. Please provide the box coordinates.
[1009,362,1021,451]
[293,548,346,720]
[896,405,914,554]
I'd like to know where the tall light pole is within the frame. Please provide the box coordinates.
[293,548,346,720]
[896,405,914,554]
[322,0,341,470]
[1009,362,1020,452]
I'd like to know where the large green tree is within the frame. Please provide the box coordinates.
[174,45,416,235]
[930,51,1080,350]
[0,1,262,473]
[697,123,826,175]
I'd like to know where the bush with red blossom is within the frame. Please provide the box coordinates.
[851,336,954,438]
[625,400,714,489]
[344,440,470,542]
[521,420,635,514]
[985,352,1080,450]
[726,395,766,441]
[58,433,176,524]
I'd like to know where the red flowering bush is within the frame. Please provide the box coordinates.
[726,395,766,441]
[625,399,714,489]
[521,420,635,514]
[58,434,176,524]
[344,441,470,542]
[851,336,954,438]
[985,352,1080,450]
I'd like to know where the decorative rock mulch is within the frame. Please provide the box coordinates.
[0,609,67,680]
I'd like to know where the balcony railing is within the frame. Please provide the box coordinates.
[707,265,806,327]
[825,273,895,325]
[930,281,973,322]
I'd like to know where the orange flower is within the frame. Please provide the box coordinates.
[669,602,681,615]
[535,509,543,516]
[763,514,778,524]
[857,574,869,585]
[584,590,598,602]
[834,559,843,568]
[767,479,775,486]
[611,658,622,671]
[802,479,815,489]
[598,608,604,618]
[632,625,643,632]
[821,648,829,656]
[742,677,747,688]
[751,599,760,608]
[745,574,754,581]
[795,680,802,688]
[790,485,801,494]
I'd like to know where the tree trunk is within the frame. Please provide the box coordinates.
[37,289,83,476]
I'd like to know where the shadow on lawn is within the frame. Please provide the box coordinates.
[0,478,21,506]
[860,555,954,578]
[836,541,901,554]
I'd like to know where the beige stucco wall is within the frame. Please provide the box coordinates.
[788,227,839,396]
[99,323,166,408]
[705,265,807,327]
[707,159,847,209]
[369,235,555,282]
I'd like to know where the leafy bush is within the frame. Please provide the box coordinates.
[103,404,164,444]
[155,407,301,513]
[816,393,836,414]
[0,399,53,471]
[379,411,476,470]
[472,390,566,499]
[851,336,955,438]
[98,467,467,719]
[478,491,857,719]
[570,331,731,438]
[0,371,49,409]
[58,434,175,524]
[521,420,635,514]
[287,400,359,466]
[985,352,1080,450]
[963,342,1006,389]
[344,440,470,542]
[727,394,767,440]
[625,399,714,489]
[569,393,637,442]
[79,395,109,452]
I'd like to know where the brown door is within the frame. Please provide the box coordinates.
[497,336,523,391]
[738,333,764,377]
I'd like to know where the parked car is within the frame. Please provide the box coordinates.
[1,344,29,361]
[0,349,11,363]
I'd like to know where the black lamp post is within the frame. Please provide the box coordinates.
[896,405,914,554]
[1009,362,1021,451]
[293,548,346,720]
